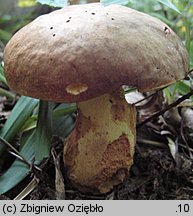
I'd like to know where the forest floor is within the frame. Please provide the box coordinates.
[0,93,193,200]
[2,136,193,200]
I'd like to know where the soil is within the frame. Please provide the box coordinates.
[0,96,193,200]
[1,135,193,200]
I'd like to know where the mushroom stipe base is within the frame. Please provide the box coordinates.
[64,93,136,193]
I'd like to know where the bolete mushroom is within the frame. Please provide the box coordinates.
[3,3,188,193]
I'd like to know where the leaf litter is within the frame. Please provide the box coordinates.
[1,89,193,200]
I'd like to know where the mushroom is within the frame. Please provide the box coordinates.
[3,3,188,193]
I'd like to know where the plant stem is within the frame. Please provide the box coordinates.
[0,87,15,99]
[137,89,193,128]
[0,136,30,167]
[182,16,191,53]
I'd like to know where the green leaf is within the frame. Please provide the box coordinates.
[0,29,12,42]
[52,103,76,137]
[34,100,53,161]
[175,81,191,95]
[190,41,193,67]
[0,97,75,194]
[52,114,75,138]
[100,0,130,6]
[0,112,75,194]
[0,15,12,25]
[0,129,37,195]
[182,17,191,53]
[0,88,15,99]
[0,96,39,155]
[53,103,76,118]
[18,0,37,7]
[163,87,173,104]
[20,115,37,132]
[157,0,182,14]
[0,64,7,85]
[20,103,77,133]
[0,96,39,141]
[36,0,68,7]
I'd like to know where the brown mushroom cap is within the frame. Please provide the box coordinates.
[3,3,188,102]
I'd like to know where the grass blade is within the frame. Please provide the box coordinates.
[0,88,15,99]
[34,100,53,161]
[0,99,75,194]
[0,110,75,194]
[53,103,76,118]
[36,0,68,7]
[0,64,7,85]
[157,0,182,14]
[52,114,75,138]
[0,129,36,194]
[0,96,39,155]
[20,103,76,133]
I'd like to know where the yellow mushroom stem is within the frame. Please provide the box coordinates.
[64,92,136,193]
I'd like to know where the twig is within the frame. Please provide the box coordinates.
[137,138,167,148]
[14,177,39,200]
[179,143,193,153]
[188,68,193,73]
[0,137,30,167]
[180,125,193,159]
[133,88,163,106]
[137,89,193,128]
[0,137,41,172]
